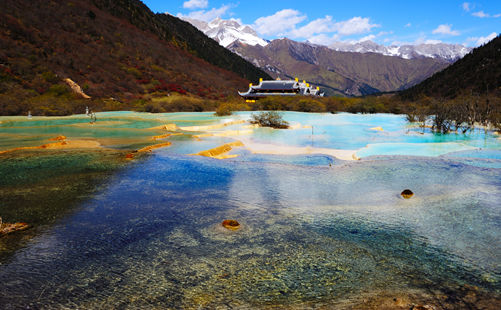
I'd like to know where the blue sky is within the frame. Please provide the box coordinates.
[142,0,499,46]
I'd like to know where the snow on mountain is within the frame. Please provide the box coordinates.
[182,17,268,48]
[329,40,471,62]
[182,16,470,62]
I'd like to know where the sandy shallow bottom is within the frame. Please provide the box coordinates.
[0,151,499,309]
[0,112,500,308]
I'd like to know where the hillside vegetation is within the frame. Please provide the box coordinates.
[0,0,270,115]
[400,35,501,131]
[229,38,449,96]
[400,35,501,100]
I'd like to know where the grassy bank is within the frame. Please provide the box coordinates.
[1,90,499,130]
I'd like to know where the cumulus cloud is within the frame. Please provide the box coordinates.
[289,16,335,38]
[424,39,443,44]
[472,10,490,18]
[183,0,208,9]
[466,32,497,46]
[252,9,379,44]
[432,24,460,36]
[177,5,230,22]
[307,33,340,45]
[333,17,380,35]
[253,9,307,36]
[462,2,471,12]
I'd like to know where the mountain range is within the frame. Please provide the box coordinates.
[230,38,450,96]
[183,17,471,61]
[183,17,473,96]
[400,34,501,100]
[328,41,471,62]
[0,0,270,115]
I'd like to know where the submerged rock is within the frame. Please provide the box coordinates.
[222,220,240,230]
[401,189,414,199]
[0,222,30,236]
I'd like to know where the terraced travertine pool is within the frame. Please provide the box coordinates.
[0,111,500,308]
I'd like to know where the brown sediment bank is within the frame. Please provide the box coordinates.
[152,133,183,140]
[192,141,244,159]
[179,120,246,132]
[0,139,102,155]
[137,142,172,153]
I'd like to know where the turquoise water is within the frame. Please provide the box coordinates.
[0,112,500,308]
[230,112,500,157]
[1,111,499,158]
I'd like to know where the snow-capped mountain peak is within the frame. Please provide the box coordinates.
[329,40,471,61]
[181,16,470,62]
[182,17,268,48]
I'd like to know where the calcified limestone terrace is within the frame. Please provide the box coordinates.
[0,111,499,161]
[0,111,500,308]
[193,141,244,159]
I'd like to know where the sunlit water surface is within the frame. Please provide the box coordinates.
[0,112,500,308]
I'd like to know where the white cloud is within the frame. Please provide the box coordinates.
[290,16,335,38]
[333,17,380,35]
[253,9,307,36]
[466,32,497,46]
[494,13,501,18]
[432,24,460,36]
[405,23,411,27]
[183,0,208,9]
[424,39,442,44]
[177,5,230,22]
[472,10,490,18]
[462,2,471,12]
[307,33,340,45]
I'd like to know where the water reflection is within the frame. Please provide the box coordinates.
[0,152,499,308]
[0,112,500,308]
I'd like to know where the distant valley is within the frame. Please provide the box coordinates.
[183,17,472,96]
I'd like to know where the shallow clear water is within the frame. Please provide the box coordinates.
[0,112,500,308]
[1,111,500,157]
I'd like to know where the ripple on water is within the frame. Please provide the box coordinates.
[0,112,500,308]
[0,154,499,308]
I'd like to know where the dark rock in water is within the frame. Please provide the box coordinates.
[222,219,240,230]
[401,189,414,199]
